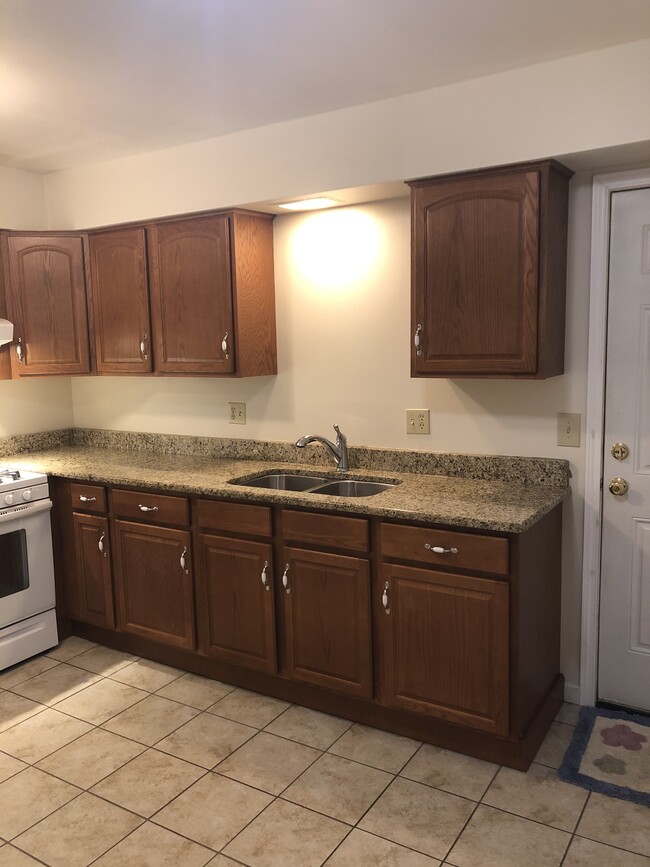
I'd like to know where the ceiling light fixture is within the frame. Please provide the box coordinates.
[278,197,340,211]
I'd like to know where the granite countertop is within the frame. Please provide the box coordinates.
[5,444,570,533]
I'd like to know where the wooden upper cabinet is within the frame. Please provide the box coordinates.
[3,234,91,376]
[88,228,152,374]
[409,160,573,379]
[147,211,276,377]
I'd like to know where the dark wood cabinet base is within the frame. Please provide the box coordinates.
[69,619,563,770]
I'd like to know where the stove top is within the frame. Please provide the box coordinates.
[0,468,48,496]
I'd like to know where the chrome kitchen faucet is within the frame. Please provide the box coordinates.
[295,424,349,472]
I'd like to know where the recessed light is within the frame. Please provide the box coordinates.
[278,197,340,211]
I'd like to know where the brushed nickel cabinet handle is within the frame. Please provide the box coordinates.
[282,563,290,594]
[180,546,189,574]
[79,495,96,503]
[382,581,390,614]
[98,532,106,556]
[140,333,148,360]
[414,324,422,357]
[221,332,229,360]
[16,337,24,364]
[261,560,269,591]
[425,543,459,555]
[138,504,159,512]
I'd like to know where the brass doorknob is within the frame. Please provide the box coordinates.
[609,477,629,496]
[611,443,630,461]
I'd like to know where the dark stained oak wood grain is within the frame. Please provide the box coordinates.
[380,522,509,575]
[69,483,107,515]
[281,510,369,553]
[72,513,115,629]
[196,499,271,538]
[111,489,189,526]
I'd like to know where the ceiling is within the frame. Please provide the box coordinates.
[1,0,650,174]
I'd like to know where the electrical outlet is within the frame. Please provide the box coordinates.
[406,409,430,434]
[229,402,246,424]
[557,412,580,447]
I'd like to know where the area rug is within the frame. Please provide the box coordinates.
[559,706,650,806]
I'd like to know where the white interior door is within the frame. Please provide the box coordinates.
[599,185,650,711]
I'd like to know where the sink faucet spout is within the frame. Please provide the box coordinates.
[295,424,349,472]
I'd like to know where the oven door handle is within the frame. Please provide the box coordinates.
[0,498,53,525]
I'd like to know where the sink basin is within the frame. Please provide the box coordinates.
[235,473,328,491]
[311,479,397,497]
[230,472,400,497]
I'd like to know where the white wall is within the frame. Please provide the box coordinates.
[0,166,74,436]
[44,38,650,228]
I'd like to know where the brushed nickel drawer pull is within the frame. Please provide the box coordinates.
[282,563,290,594]
[138,504,159,512]
[382,580,390,614]
[261,560,269,591]
[180,546,189,574]
[98,532,106,556]
[79,495,96,503]
[414,323,422,357]
[425,543,459,555]
[140,333,148,360]
[221,332,229,360]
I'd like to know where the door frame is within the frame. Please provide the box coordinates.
[580,167,650,706]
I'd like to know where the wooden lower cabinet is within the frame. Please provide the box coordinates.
[197,533,276,673]
[71,513,114,629]
[378,563,509,735]
[113,519,194,650]
[282,547,372,699]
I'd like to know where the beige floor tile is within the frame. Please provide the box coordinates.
[0,767,80,840]
[0,752,27,783]
[156,711,256,768]
[216,731,320,794]
[157,672,235,709]
[0,655,59,689]
[206,857,242,866]
[102,693,198,745]
[359,777,474,860]
[447,804,570,867]
[111,659,183,691]
[91,748,204,816]
[53,677,148,724]
[265,705,352,750]
[564,836,650,866]
[482,763,587,831]
[36,728,145,789]
[45,636,97,661]
[224,798,348,867]
[93,821,215,866]
[153,773,272,850]
[13,791,142,867]
[576,792,650,857]
[67,645,139,676]
[534,721,575,769]
[209,687,290,728]
[0,845,45,865]
[283,753,393,824]
[11,662,101,706]
[327,723,420,773]
[555,702,581,725]
[0,692,44,733]
[400,744,498,801]
[326,828,441,866]
[0,707,92,763]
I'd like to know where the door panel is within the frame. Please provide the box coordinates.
[197,534,276,672]
[599,186,650,711]
[6,235,90,375]
[148,216,234,374]
[283,547,372,698]
[89,228,152,374]
[114,520,194,649]
[72,513,114,628]
[379,563,509,735]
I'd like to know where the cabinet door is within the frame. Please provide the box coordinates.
[379,563,509,735]
[89,228,152,374]
[197,534,276,673]
[282,547,372,698]
[5,235,91,375]
[148,216,234,374]
[72,513,114,628]
[411,170,539,376]
[114,520,194,649]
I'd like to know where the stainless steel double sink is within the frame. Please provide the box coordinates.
[229,472,399,498]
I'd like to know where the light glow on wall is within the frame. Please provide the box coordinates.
[289,209,382,293]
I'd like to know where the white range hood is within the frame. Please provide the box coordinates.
[0,319,14,347]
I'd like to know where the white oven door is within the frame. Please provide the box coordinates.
[0,499,55,629]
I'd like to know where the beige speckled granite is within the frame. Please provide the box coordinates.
[2,443,570,533]
[0,429,72,458]
[69,428,570,487]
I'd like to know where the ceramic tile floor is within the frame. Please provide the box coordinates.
[0,638,648,866]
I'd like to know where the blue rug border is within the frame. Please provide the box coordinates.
[558,705,650,807]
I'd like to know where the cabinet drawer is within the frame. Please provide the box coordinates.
[69,483,107,514]
[282,510,368,553]
[111,489,189,526]
[381,522,509,576]
[196,499,271,538]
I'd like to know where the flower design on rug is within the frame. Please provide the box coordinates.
[593,754,627,775]
[601,723,648,751]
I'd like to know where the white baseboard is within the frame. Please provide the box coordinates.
[564,681,581,706]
